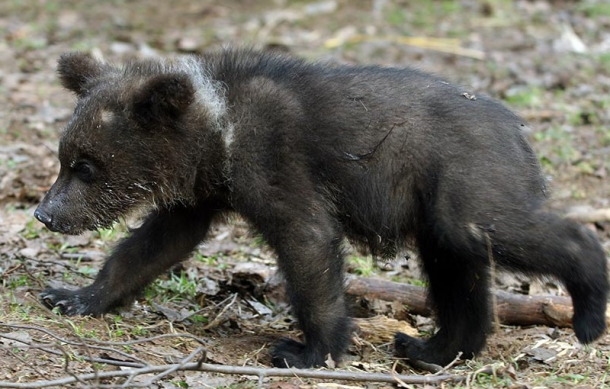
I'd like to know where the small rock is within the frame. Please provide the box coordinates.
[19,247,39,258]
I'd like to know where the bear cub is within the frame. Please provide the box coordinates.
[36,49,609,368]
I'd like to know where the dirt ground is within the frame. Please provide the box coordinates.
[1,0,609,388]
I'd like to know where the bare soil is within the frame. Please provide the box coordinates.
[1,0,609,388]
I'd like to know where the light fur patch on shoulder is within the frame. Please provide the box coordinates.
[170,56,234,148]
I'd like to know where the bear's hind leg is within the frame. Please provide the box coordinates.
[395,227,493,366]
[493,211,609,344]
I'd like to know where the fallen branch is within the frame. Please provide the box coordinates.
[0,323,212,371]
[0,323,207,348]
[565,208,610,223]
[324,34,485,59]
[347,276,609,330]
[0,360,465,388]
[0,322,466,387]
[345,276,587,328]
[256,271,600,329]
[0,323,469,388]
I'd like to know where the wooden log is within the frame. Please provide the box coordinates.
[565,208,610,223]
[252,270,609,329]
[345,276,590,329]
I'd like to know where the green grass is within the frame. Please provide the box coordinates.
[194,252,215,265]
[3,274,31,289]
[578,1,610,17]
[93,225,126,241]
[21,219,41,240]
[217,383,260,389]
[347,255,376,277]
[107,315,150,338]
[145,270,200,303]
[62,318,101,339]
[597,126,610,147]
[533,126,579,169]
[383,0,465,36]
[194,251,230,270]
[505,86,545,108]
[386,8,408,27]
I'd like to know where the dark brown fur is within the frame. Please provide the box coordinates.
[36,49,609,368]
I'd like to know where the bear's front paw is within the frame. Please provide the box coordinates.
[39,287,96,316]
[271,338,326,368]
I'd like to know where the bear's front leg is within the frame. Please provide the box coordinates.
[40,203,217,316]
[238,194,352,368]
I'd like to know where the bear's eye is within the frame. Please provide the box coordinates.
[73,160,96,183]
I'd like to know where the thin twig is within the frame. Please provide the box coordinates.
[7,348,51,382]
[324,34,485,59]
[565,208,610,223]
[465,364,502,387]
[0,323,147,366]
[438,351,463,373]
[485,232,501,334]
[0,362,465,388]
[0,323,210,370]
[0,342,145,368]
[405,358,444,373]
[402,351,463,374]
[0,323,206,348]
[201,293,238,330]
[137,347,206,387]
[57,306,101,387]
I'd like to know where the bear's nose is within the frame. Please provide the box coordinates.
[34,208,53,226]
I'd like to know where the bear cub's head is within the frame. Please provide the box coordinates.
[35,52,209,234]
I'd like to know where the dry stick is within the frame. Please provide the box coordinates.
[1,312,100,386]
[151,292,238,326]
[60,253,99,261]
[2,263,23,276]
[135,347,207,388]
[438,351,464,373]
[0,323,206,348]
[565,208,610,223]
[58,344,91,388]
[19,262,46,289]
[24,258,83,272]
[56,310,101,388]
[323,34,485,59]
[0,363,465,388]
[0,322,212,369]
[401,350,465,375]
[1,324,464,387]
[201,293,238,330]
[345,276,579,328]
[485,232,501,334]
[391,366,412,388]
[0,326,147,366]
[0,341,145,369]
[465,364,503,387]
[7,347,51,383]
[404,359,443,374]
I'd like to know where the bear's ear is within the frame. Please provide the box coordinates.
[132,73,195,129]
[57,52,107,95]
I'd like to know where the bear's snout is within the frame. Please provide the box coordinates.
[34,207,54,229]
